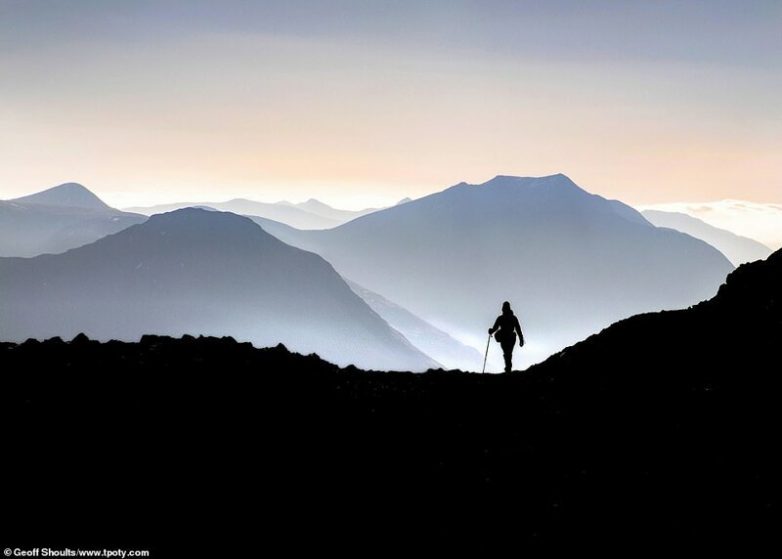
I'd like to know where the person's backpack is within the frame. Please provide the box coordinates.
[494,329,505,344]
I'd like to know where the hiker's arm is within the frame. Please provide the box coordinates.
[488,317,500,335]
[516,317,525,346]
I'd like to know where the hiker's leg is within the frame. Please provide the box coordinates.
[502,342,513,372]
[502,334,516,372]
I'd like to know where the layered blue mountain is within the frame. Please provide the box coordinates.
[0,183,146,257]
[256,174,735,367]
[0,208,437,371]
[11,181,111,209]
[126,198,364,230]
[641,209,772,266]
[276,198,378,224]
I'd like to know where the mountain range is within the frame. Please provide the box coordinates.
[125,197,377,229]
[277,198,379,223]
[642,209,772,266]
[0,208,436,371]
[0,183,482,368]
[3,176,751,370]
[254,174,735,367]
[0,183,145,257]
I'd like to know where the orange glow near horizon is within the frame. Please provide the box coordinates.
[1,4,779,209]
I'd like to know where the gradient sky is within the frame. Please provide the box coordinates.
[1,0,780,208]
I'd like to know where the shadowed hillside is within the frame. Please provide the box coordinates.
[3,249,779,552]
[0,207,436,371]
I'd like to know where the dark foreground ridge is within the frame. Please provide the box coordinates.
[4,250,781,553]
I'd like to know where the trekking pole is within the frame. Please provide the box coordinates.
[482,333,491,374]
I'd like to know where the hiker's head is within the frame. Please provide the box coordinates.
[502,301,511,313]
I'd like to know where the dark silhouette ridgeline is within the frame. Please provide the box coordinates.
[3,248,781,552]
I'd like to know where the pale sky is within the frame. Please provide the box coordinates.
[1,0,780,209]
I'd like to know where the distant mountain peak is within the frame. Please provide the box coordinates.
[486,174,525,183]
[143,207,268,235]
[48,181,85,192]
[440,174,583,198]
[483,173,576,187]
[299,198,333,210]
[138,208,298,252]
[11,182,111,211]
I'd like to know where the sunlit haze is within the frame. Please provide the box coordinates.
[640,200,782,250]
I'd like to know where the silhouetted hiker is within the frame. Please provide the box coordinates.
[488,301,525,373]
